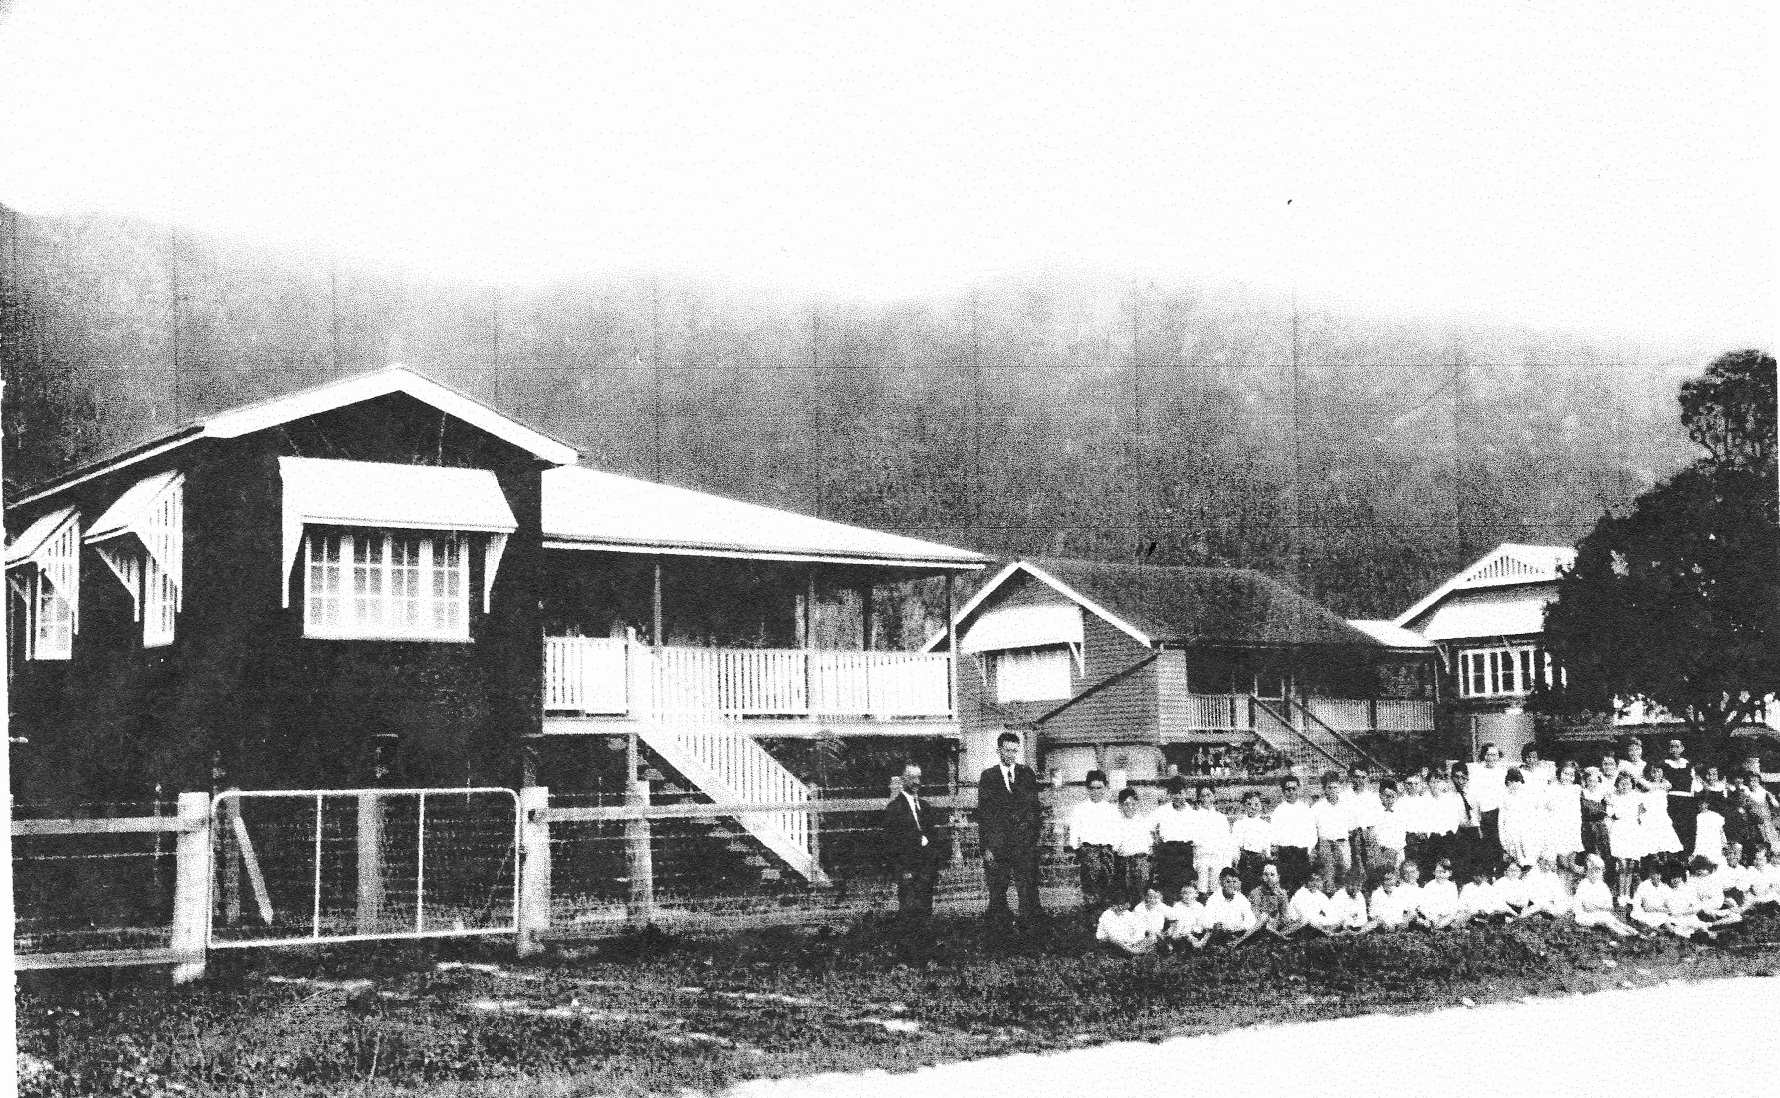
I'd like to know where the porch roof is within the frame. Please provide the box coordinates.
[542,466,987,571]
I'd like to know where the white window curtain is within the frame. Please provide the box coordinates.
[994,645,1074,703]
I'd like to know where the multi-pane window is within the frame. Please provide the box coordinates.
[30,569,75,659]
[1458,645,1539,698]
[993,645,1073,703]
[143,552,177,648]
[305,529,469,640]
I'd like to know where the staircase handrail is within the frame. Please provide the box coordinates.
[1250,697,1345,770]
[1287,697,1394,774]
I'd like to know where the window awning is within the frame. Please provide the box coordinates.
[5,505,81,632]
[1417,587,1555,642]
[960,603,1084,655]
[279,457,518,610]
[6,505,78,570]
[85,471,184,620]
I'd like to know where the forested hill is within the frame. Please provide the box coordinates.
[0,207,1702,618]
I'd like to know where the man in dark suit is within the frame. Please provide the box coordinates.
[882,762,945,930]
[977,730,1044,930]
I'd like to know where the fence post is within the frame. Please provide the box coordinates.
[170,792,210,984]
[516,786,550,957]
[626,779,655,929]
[218,789,242,926]
[356,792,385,935]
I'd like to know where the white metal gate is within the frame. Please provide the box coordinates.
[208,787,520,950]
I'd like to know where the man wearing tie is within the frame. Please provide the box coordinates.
[978,731,1044,931]
[882,762,944,931]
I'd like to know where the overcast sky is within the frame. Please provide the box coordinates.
[1,1,1772,352]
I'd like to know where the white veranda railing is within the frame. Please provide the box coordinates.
[544,635,952,719]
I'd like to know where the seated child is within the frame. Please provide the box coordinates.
[1752,850,1780,909]
[1367,865,1414,931]
[1630,869,1675,933]
[1496,862,1534,918]
[1523,855,1571,917]
[1687,857,1744,927]
[1195,868,1259,947]
[1328,868,1372,935]
[1571,854,1638,938]
[1161,884,1206,953]
[1095,891,1157,955]
[1136,885,1173,942]
[1459,867,1510,923]
[1289,869,1339,936]
[1248,862,1305,939]
[1658,866,1719,941]
[1415,858,1462,929]
[1717,845,1750,905]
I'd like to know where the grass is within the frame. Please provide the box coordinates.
[17,908,1780,1097]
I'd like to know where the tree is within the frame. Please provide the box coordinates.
[1539,350,1780,744]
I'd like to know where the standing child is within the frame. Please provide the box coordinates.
[1372,779,1407,886]
[1110,788,1154,899]
[1268,776,1317,895]
[1498,768,1542,868]
[1194,783,1235,898]
[1693,794,1729,868]
[1571,854,1638,938]
[1640,763,1685,879]
[1231,790,1274,894]
[1606,772,1646,905]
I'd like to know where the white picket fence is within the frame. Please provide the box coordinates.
[545,635,953,719]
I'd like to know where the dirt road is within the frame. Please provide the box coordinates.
[728,976,1780,1098]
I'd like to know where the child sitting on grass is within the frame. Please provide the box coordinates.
[1248,861,1305,940]
[1523,855,1571,918]
[1367,863,1414,931]
[1496,861,1534,919]
[1459,866,1510,924]
[1687,857,1745,927]
[1161,884,1205,954]
[1095,891,1157,956]
[1289,868,1339,936]
[1752,850,1780,909]
[1328,868,1372,936]
[1657,865,1721,941]
[1572,854,1639,938]
[1415,858,1462,929]
[1193,868,1259,948]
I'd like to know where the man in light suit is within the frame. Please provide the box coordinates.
[882,762,945,931]
[977,731,1044,931]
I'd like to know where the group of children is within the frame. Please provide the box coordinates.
[1095,847,1780,954]
[1074,744,1780,957]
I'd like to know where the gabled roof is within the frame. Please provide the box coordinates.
[542,465,987,571]
[929,558,1379,651]
[10,366,579,509]
[1393,542,1576,632]
[4,505,79,569]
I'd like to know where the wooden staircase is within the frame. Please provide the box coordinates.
[634,715,829,886]
[1250,697,1391,775]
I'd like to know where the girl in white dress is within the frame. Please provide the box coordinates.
[1545,760,1584,864]
[1656,866,1717,939]
[1572,854,1638,937]
[1497,768,1543,867]
[1694,796,1729,867]
[1640,763,1685,874]
[1630,869,1678,933]
[1606,772,1646,904]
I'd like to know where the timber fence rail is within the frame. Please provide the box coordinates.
[15,781,1301,977]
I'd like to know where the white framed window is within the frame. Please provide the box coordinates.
[304,529,469,640]
[13,568,75,660]
[1458,645,1540,698]
[993,645,1073,703]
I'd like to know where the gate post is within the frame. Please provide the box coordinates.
[218,789,242,926]
[626,779,655,929]
[356,792,385,935]
[170,792,210,984]
[516,786,551,957]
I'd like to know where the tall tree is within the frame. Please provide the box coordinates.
[1539,350,1779,743]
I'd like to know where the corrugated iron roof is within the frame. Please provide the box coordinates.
[1348,619,1435,649]
[1395,542,1575,632]
[542,465,986,570]
[1413,585,1557,642]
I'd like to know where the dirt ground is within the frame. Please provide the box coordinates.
[725,975,1780,1098]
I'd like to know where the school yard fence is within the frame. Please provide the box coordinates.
[13,779,1298,980]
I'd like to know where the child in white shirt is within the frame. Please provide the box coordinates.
[1231,790,1274,894]
[1368,867,1413,931]
[1161,884,1204,953]
[1630,870,1675,933]
[1194,784,1235,897]
[1459,868,1509,923]
[1095,892,1157,955]
[1495,862,1534,918]
[1328,869,1372,935]
[1523,855,1570,917]
[1193,869,1259,948]
[1289,869,1339,936]
[1416,858,1462,929]
[1752,850,1780,908]
[1571,854,1638,938]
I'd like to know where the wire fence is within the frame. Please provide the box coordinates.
[12,782,1304,964]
